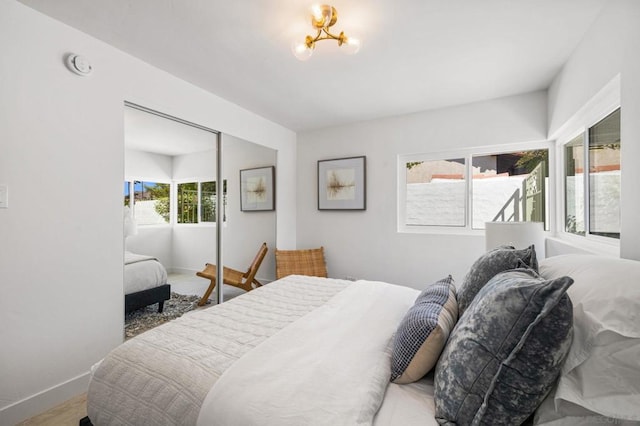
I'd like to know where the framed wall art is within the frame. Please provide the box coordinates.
[317,156,366,210]
[240,166,275,211]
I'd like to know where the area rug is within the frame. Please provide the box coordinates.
[124,292,206,339]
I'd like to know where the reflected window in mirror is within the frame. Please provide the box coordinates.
[178,180,227,224]
[124,180,171,225]
[123,181,131,207]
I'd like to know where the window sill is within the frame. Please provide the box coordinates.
[397,225,486,237]
[174,223,226,227]
[546,234,619,258]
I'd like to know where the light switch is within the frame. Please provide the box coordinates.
[0,185,8,208]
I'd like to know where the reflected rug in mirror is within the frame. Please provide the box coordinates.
[124,292,204,339]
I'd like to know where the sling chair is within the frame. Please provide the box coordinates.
[196,242,268,306]
[275,246,327,279]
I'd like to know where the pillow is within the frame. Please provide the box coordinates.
[390,275,458,384]
[457,244,538,316]
[537,254,640,422]
[434,269,573,425]
[534,393,640,426]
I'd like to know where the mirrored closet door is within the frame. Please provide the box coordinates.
[122,102,276,337]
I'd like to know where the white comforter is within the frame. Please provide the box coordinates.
[197,280,418,426]
[87,276,352,425]
[124,251,167,294]
[88,276,421,426]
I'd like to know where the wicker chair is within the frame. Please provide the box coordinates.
[275,246,328,279]
[196,242,268,306]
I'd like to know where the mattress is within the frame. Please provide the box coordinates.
[124,251,168,294]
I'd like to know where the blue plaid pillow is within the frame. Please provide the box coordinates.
[390,276,458,384]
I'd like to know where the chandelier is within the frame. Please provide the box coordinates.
[292,5,361,61]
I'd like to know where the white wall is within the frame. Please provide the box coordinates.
[0,2,295,424]
[548,0,640,260]
[125,140,277,282]
[220,136,277,281]
[297,91,548,289]
[125,149,173,181]
[124,149,174,265]
[171,136,277,281]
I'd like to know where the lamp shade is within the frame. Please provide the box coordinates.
[485,221,545,259]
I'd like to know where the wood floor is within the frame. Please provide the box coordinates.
[16,393,86,426]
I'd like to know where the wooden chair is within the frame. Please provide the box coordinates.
[275,246,327,279]
[196,242,268,306]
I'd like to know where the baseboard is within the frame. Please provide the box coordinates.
[168,267,198,275]
[0,371,90,425]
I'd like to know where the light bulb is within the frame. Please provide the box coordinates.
[311,4,333,28]
[341,36,361,55]
[292,40,314,61]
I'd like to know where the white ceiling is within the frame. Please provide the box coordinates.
[19,0,608,132]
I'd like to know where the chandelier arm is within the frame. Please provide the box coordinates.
[306,29,323,47]
[310,28,344,44]
[322,28,342,41]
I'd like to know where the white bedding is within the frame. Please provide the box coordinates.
[124,251,167,294]
[87,276,352,425]
[197,280,418,426]
[374,376,438,426]
[87,276,440,426]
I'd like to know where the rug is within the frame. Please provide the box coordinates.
[124,292,206,339]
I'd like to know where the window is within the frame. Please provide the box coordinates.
[564,108,620,239]
[201,181,227,223]
[404,158,466,227]
[123,181,131,207]
[123,181,170,225]
[177,182,198,223]
[472,150,548,229]
[134,181,170,225]
[564,135,585,235]
[177,180,227,224]
[399,146,549,232]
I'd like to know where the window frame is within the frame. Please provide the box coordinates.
[552,75,620,254]
[125,179,172,227]
[397,140,553,235]
[557,111,621,245]
[400,155,469,229]
[173,178,227,226]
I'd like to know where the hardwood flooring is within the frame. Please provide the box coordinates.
[16,393,86,426]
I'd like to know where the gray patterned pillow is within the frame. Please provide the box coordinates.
[434,269,573,425]
[390,276,458,384]
[457,245,538,317]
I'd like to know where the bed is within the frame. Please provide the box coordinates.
[124,251,170,313]
[83,249,640,426]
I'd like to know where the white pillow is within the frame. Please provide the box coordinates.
[538,254,640,422]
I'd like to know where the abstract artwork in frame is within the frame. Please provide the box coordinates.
[240,166,275,211]
[317,156,366,210]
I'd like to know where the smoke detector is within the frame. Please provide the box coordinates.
[65,54,93,76]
